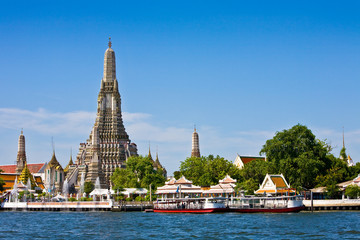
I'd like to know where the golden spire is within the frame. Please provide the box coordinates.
[343,126,345,148]
[148,142,152,160]
[19,162,35,188]
[108,37,112,48]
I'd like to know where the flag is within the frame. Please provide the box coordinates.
[176,186,180,193]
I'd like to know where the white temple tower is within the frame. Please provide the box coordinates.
[191,127,200,158]
[15,130,27,173]
[75,39,138,188]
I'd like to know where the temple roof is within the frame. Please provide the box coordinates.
[47,152,63,170]
[270,176,287,188]
[64,157,74,173]
[219,175,237,184]
[175,176,192,184]
[0,163,46,174]
[237,155,266,165]
[18,163,36,188]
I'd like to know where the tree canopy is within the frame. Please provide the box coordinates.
[179,155,241,186]
[259,124,336,189]
[84,181,94,195]
[236,124,357,194]
[111,155,166,191]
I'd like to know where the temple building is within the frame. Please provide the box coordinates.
[255,174,295,195]
[156,176,202,199]
[0,130,46,193]
[67,39,138,188]
[233,154,266,169]
[148,146,167,178]
[191,127,200,158]
[15,130,26,173]
[44,152,64,194]
[340,129,355,167]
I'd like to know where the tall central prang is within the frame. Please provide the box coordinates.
[75,39,138,188]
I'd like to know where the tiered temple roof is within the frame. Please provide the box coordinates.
[255,174,295,194]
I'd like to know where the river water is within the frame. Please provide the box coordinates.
[1,211,359,239]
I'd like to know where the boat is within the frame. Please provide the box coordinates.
[229,195,305,213]
[153,197,229,213]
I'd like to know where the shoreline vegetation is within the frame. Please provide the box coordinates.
[109,124,360,200]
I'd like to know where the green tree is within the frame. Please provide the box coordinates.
[84,181,94,196]
[236,178,258,195]
[111,155,166,191]
[345,184,360,199]
[179,155,241,186]
[340,146,347,162]
[173,171,181,180]
[348,162,360,179]
[315,166,344,199]
[260,124,334,189]
[111,168,138,189]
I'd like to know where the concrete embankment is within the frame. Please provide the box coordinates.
[1,201,112,211]
[303,199,360,211]
[0,201,153,212]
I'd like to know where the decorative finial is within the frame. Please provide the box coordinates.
[108,37,112,48]
[21,128,23,135]
[194,124,196,132]
[51,137,55,154]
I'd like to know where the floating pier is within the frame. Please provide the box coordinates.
[303,199,360,211]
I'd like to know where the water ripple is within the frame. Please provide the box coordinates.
[0,211,360,239]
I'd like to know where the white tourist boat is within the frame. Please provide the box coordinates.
[229,195,305,213]
[153,197,229,213]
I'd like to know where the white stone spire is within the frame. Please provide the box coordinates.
[191,126,200,158]
[103,37,116,82]
[16,129,27,173]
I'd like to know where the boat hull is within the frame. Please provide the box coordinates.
[154,208,229,213]
[232,206,305,213]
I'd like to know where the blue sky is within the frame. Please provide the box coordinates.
[1,1,360,175]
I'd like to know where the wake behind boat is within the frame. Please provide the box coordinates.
[153,197,228,213]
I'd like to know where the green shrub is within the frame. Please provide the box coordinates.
[115,195,124,201]
[125,197,132,202]
[69,197,77,202]
[345,185,360,199]
[135,196,144,202]
[145,195,157,201]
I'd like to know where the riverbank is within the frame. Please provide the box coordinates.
[303,199,360,211]
[0,201,153,212]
